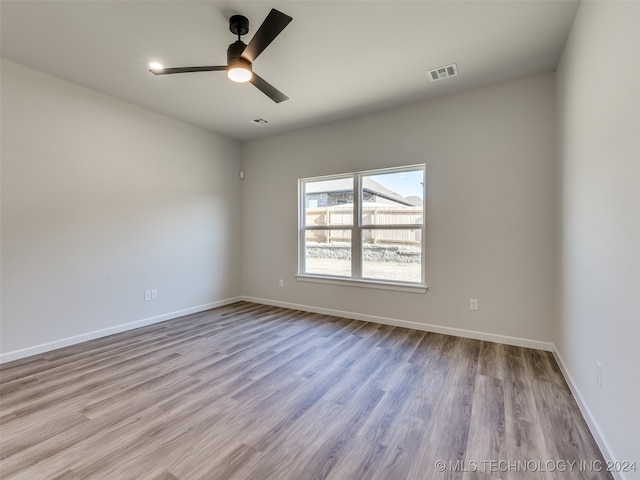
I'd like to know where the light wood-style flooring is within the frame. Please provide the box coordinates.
[1,302,611,479]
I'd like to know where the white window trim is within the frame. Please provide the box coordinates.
[298,164,427,292]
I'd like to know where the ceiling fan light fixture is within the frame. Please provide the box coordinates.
[227,57,252,83]
[149,9,291,102]
[148,62,164,72]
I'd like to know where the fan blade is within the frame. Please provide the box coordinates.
[242,9,292,63]
[149,66,226,75]
[249,72,289,103]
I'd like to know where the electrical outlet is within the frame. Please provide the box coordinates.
[151,289,158,300]
[144,290,151,301]
[278,279,284,288]
[595,361,603,387]
[469,298,479,311]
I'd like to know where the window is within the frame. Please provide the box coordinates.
[298,164,426,291]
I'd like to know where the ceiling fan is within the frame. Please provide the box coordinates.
[149,9,292,103]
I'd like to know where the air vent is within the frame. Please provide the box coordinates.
[250,118,270,126]
[428,63,458,82]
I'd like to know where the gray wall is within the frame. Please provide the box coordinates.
[556,2,640,476]
[241,73,557,347]
[1,59,243,359]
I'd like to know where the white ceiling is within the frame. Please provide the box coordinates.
[1,1,579,141]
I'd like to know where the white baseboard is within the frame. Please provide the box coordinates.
[0,297,242,364]
[552,348,624,480]
[241,296,554,351]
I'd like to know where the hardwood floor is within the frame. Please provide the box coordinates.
[0,302,612,479]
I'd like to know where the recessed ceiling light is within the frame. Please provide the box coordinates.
[148,62,164,72]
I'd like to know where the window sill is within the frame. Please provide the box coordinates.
[296,274,427,293]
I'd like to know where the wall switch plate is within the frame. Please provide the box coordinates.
[151,289,158,300]
[144,290,151,301]
[469,298,479,311]
[278,279,284,288]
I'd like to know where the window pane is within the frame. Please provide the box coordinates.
[362,229,421,283]
[304,178,353,226]
[361,170,423,225]
[304,230,351,277]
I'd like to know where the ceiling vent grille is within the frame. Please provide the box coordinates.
[250,118,270,126]
[428,63,458,82]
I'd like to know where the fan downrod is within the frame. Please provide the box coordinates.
[229,15,249,37]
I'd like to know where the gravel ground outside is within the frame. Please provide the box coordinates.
[305,243,421,283]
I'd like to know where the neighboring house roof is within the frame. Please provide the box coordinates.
[404,195,424,207]
[306,177,418,207]
[304,178,352,194]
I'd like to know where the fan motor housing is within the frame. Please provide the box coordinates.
[228,55,252,73]
[227,40,249,63]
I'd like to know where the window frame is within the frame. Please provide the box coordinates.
[297,164,427,293]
